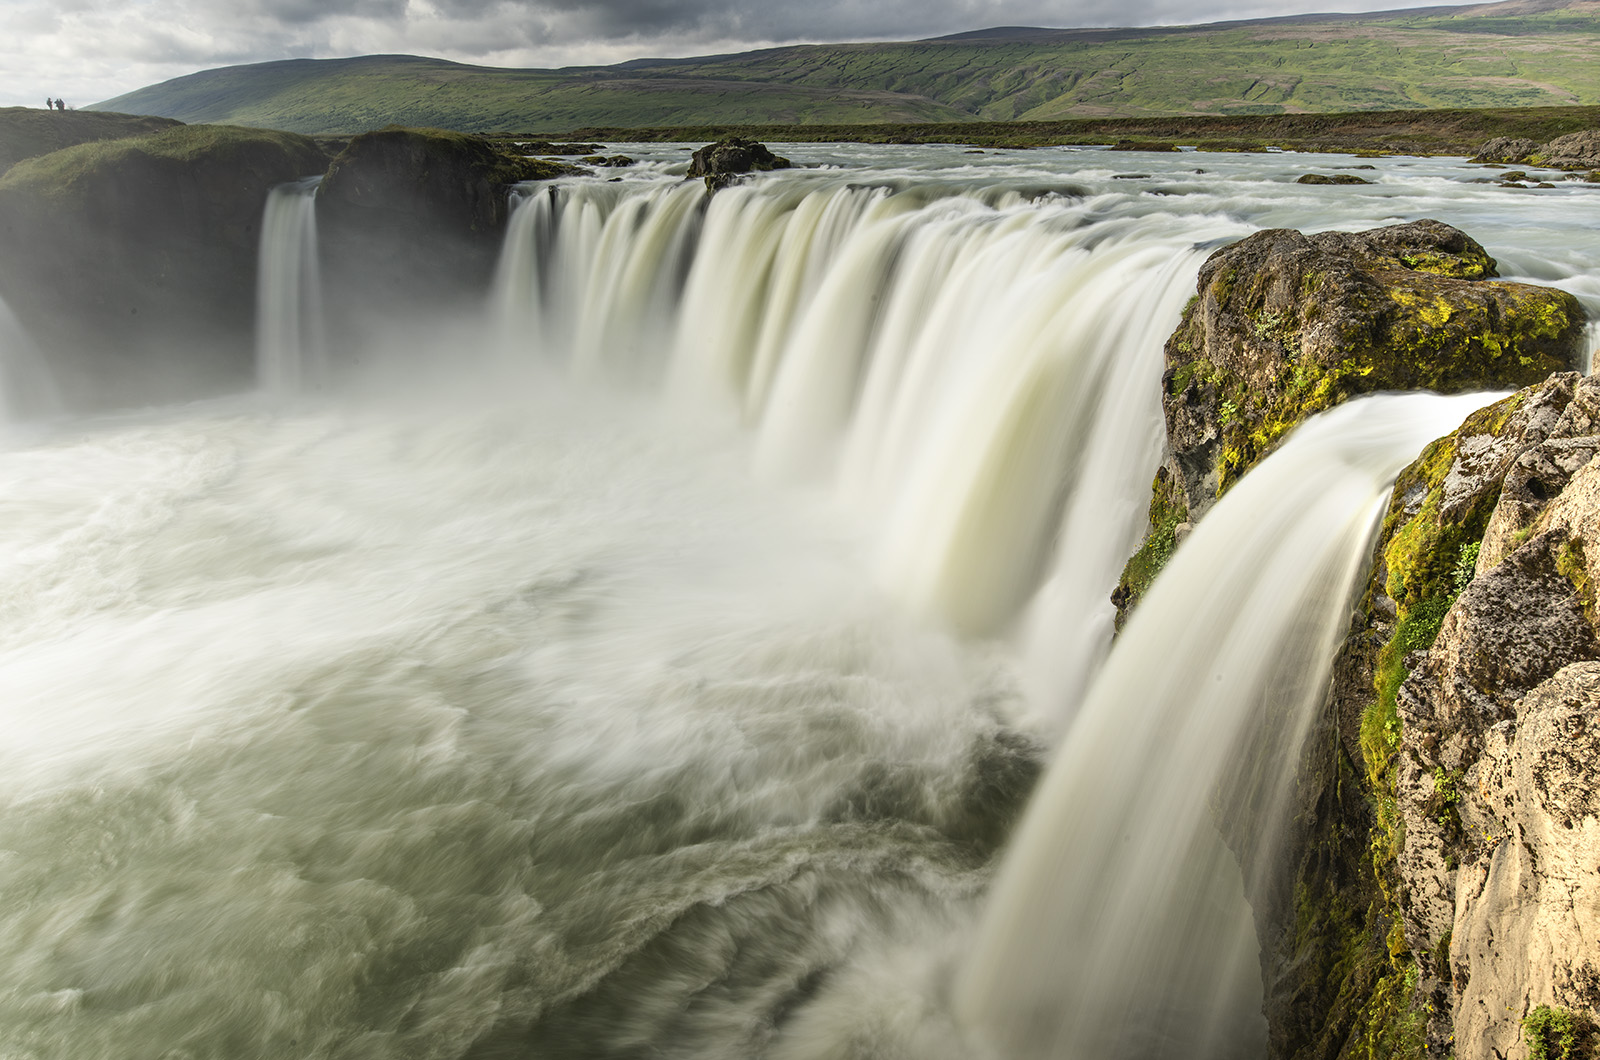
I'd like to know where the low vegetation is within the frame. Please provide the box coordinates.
[94,3,1600,135]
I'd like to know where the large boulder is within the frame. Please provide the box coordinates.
[1162,220,1583,523]
[1534,129,1600,171]
[0,124,328,409]
[1114,220,1586,623]
[315,126,578,330]
[686,138,791,191]
[1472,137,1542,165]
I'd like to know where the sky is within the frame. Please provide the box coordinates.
[4,0,1470,109]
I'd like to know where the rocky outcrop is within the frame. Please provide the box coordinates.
[1262,372,1600,1060]
[1473,129,1600,171]
[1380,375,1600,1057]
[1161,220,1583,524]
[0,124,328,409]
[1114,220,1586,623]
[314,126,579,333]
[1472,137,1543,165]
[1296,172,1373,185]
[686,138,792,191]
[1118,217,1592,1057]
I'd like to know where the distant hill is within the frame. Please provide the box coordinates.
[95,0,1600,134]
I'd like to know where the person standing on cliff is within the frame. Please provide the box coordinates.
[45,98,53,110]
[55,99,65,111]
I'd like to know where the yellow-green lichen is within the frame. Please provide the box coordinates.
[1557,537,1595,627]
[1112,469,1188,628]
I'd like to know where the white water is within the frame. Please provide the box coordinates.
[2,145,1599,1058]
[955,391,1499,1060]
[256,176,325,394]
[0,292,57,431]
[494,178,1214,699]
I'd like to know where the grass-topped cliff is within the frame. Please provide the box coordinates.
[94,0,1600,134]
[0,107,180,176]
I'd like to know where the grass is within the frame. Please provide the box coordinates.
[0,124,326,198]
[92,4,1600,135]
[0,107,180,175]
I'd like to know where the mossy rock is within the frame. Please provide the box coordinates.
[1109,466,1188,629]
[1109,140,1180,152]
[1276,374,1586,1059]
[686,137,792,191]
[1161,219,1585,521]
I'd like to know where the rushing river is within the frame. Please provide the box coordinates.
[1,144,1596,1059]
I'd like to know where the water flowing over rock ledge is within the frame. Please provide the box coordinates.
[2,119,1599,1056]
[1121,218,1597,1058]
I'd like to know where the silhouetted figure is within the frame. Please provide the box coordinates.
[45,98,54,110]
[54,99,65,111]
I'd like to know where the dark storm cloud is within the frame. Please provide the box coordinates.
[235,0,410,26]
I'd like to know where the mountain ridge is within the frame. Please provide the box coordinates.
[95,0,1600,134]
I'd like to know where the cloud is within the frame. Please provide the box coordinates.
[0,0,1457,108]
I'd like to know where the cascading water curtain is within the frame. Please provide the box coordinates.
[256,176,325,395]
[493,176,1223,724]
[0,291,56,426]
[954,391,1500,1060]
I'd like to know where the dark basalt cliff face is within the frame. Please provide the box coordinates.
[316,126,579,325]
[0,123,575,410]
[1119,219,1594,1059]
[0,124,329,409]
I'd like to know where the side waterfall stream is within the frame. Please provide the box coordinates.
[2,145,1597,1057]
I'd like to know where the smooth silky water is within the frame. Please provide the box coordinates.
[2,145,1598,1058]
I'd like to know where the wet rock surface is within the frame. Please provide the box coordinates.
[1277,374,1600,1059]
[686,137,792,191]
[316,125,577,323]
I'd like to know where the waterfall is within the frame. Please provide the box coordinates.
[256,176,325,395]
[0,291,57,426]
[954,390,1499,1059]
[493,179,1216,718]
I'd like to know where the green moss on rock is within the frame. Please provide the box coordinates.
[1161,220,1582,518]
[1110,467,1188,629]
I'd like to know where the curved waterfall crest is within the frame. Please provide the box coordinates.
[11,144,1599,1057]
[492,176,1217,681]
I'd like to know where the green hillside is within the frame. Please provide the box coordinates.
[95,0,1600,134]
